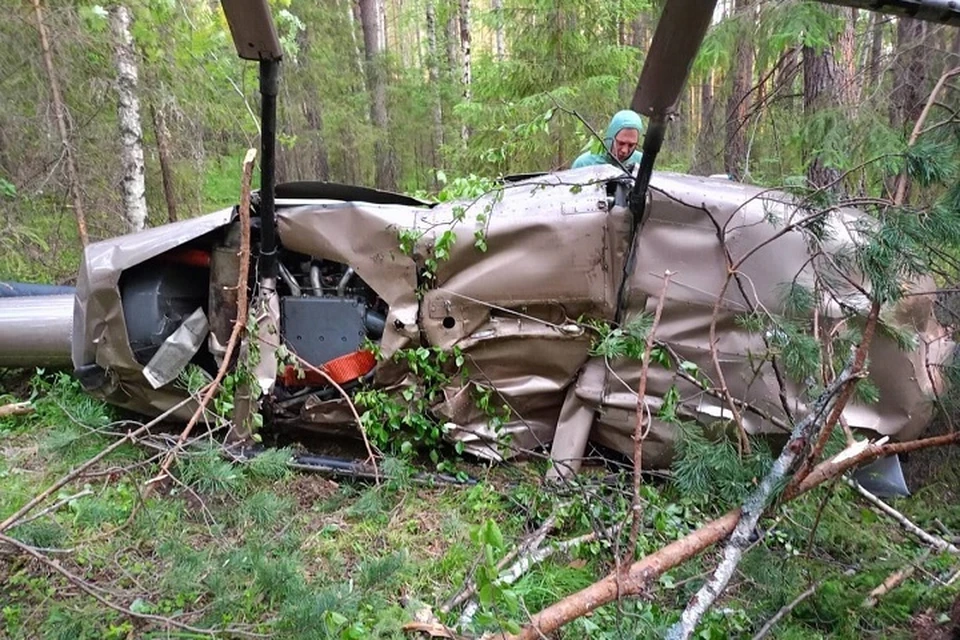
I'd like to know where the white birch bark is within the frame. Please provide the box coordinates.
[458,0,472,143]
[110,4,148,232]
[492,0,504,61]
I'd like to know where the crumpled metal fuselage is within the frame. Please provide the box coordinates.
[68,165,954,469]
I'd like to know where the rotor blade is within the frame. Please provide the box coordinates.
[631,0,718,119]
[820,0,960,26]
[220,0,283,61]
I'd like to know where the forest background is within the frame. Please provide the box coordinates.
[3,0,960,284]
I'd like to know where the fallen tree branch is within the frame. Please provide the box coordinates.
[6,489,93,529]
[664,363,860,640]
[752,569,855,640]
[503,431,960,639]
[0,532,267,637]
[442,509,562,614]
[850,480,960,554]
[0,401,34,418]
[0,394,201,534]
[151,147,256,484]
[862,550,931,609]
[460,524,621,628]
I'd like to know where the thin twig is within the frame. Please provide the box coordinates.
[0,532,268,637]
[862,550,931,609]
[151,147,256,484]
[7,490,93,529]
[0,394,200,534]
[850,480,960,554]
[665,364,860,640]
[751,569,856,640]
[894,66,960,203]
[626,271,672,570]
[260,342,381,484]
[443,508,562,614]
[504,430,960,640]
[460,523,621,628]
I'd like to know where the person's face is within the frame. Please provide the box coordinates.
[612,128,640,162]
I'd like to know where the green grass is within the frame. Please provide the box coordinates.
[0,371,958,638]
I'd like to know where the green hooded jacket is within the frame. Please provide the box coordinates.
[571,110,644,169]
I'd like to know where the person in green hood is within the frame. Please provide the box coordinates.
[571,109,644,169]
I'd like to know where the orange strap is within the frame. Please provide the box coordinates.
[280,349,376,387]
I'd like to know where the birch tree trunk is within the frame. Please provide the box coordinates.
[458,0,472,143]
[359,0,398,191]
[492,0,505,61]
[31,0,89,246]
[110,4,148,233]
[723,0,753,179]
[426,0,445,180]
[346,0,367,88]
[445,14,460,82]
[150,103,177,223]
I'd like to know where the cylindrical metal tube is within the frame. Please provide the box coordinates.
[0,294,74,367]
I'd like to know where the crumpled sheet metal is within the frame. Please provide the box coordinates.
[551,172,952,473]
[72,208,234,421]
[69,166,952,471]
[418,171,629,458]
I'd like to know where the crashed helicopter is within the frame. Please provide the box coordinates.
[0,0,957,484]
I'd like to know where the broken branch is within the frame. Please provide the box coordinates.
[862,550,931,609]
[665,363,859,640]
[0,394,201,534]
[0,401,34,418]
[752,569,855,640]
[504,421,960,640]
[627,270,672,569]
[152,147,256,484]
[851,480,960,554]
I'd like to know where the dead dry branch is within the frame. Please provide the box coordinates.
[851,481,960,554]
[0,401,34,418]
[502,430,960,640]
[626,270,672,569]
[151,147,257,484]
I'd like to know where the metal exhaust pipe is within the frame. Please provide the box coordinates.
[0,295,74,367]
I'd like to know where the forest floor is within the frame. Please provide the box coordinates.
[1,369,960,639]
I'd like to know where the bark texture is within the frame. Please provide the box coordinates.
[150,103,177,223]
[803,30,843,190]
[458,0,472,143]
[31,0,89,246]
[723,0,754,179]
[110,4,148,233]
[358,0,398,190]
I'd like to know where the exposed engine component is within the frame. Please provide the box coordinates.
[268,253,386,391]
[120,261,209,365]
[281,297,370,366]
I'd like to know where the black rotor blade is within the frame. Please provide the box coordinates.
[631,0,718,119]
[821,0,960,26]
